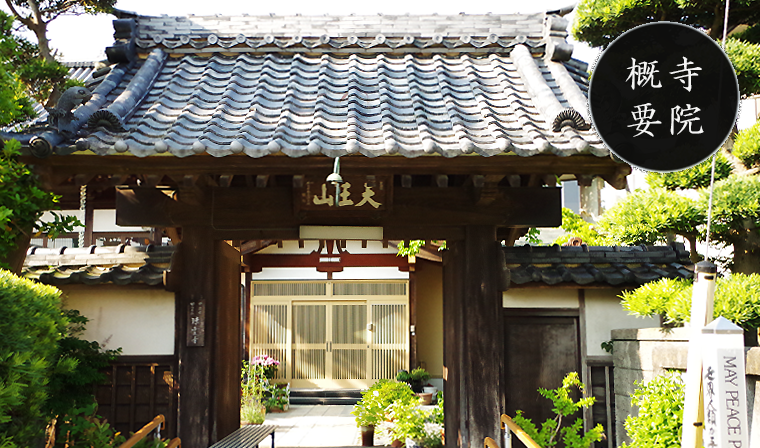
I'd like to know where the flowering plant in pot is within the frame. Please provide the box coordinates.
[251,354,281,379]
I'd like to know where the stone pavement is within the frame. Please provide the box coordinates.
[262,404,367,447]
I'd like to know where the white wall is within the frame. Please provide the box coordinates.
[503,287,660,357]
[583,288,659,356]
[503,288,579,308]
[60,285,175,355]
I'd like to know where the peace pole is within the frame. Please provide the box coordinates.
[681,261,717,448]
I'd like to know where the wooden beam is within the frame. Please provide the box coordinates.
[116,186,561,237]
[256,175,269,188]
[435,175,449,188]
[25,153,630,180]
[240,240,274,255]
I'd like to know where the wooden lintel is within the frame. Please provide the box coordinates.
[243,252,411,272]
[24,154,626,178]
[116,185,561,233]
[240,239,274,255]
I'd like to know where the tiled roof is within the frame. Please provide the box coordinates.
[503,243,694,287]
[6,62,105,132]
[133,13,548,54]
[23,245,175,286]
[6,12,612,162]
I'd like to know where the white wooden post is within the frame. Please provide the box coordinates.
[681,261,717,448]
[701,317,750,448]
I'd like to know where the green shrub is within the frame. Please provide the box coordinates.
[0,269,66,447]
[54,402,126,448]
[47,309,121,419]
[599,189,703,246]
[733,121,760,169]
[645,153,733,190]
[241,396,266,425]
[621,274,760,330]
[352,379,418,427]
[512,372,604,448]
[621,373,684,448]
[553,208,612,246]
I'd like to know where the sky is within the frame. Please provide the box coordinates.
[2,0,600,63]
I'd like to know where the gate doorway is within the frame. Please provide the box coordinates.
[250,280,409,388]
[503,309,582,427]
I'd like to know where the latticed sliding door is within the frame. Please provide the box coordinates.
[250,280,409,389]
[371,304,408,379]
[292,303,327,382]
[331,303,368,382]
[249,304,288,380]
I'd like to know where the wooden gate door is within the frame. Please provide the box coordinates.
[503,310,581,427]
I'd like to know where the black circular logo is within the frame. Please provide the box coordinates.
[589,22,739,172]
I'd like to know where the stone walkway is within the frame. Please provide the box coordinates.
[262,404,365,447]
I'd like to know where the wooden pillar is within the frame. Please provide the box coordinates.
[409,266,418,369]
[176,227,241,448]
[443,226,504,448]
[83,191,94,246]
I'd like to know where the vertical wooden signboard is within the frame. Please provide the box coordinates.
[187,299,206,346]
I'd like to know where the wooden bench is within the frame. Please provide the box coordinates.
[209,425,276,448]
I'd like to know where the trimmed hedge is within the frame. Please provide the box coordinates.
[0,269,65,447]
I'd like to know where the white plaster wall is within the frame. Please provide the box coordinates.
[584,288,659,356]
[333,267,409,280]
[60,285,175,355]
[503,288,579,308]
[251,267,328,280]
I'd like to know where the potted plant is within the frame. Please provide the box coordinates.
[396,367,430,393]
[385,400,443,448]
[264,382,290,412]
[353,379,419,446]
[251,354,281,379]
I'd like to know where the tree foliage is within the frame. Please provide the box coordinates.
[553,208,613,246]
[4,0,115,63]
[0,269,66,448]
[0,139,79,272]
[621,274,760,330]
[46,309,120,419]
[572,0,760,97]
[0,11,35,126]
[599,188,703,246]
[512,372,604,448]
[620,373,684,448]
[733,120,760,169]
[645,153,733,190]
